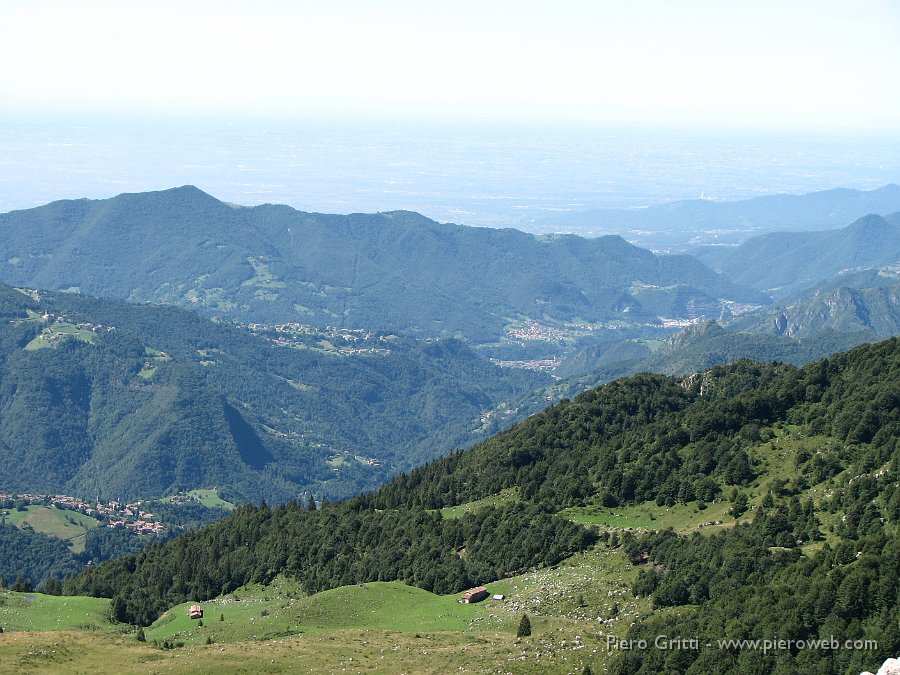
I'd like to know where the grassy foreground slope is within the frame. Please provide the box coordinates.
[0,591,110,633]
[3,541,647,674]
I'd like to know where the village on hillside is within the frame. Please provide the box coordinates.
[0,492,166,535]
[243,321,394,356]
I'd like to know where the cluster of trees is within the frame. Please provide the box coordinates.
[65,501,594,626]
[143,501,231,531]
[0,523,83,589]
[613,513,897,673]
[606,340,899,674]
[80,527,180,564]
[625,494,820,609]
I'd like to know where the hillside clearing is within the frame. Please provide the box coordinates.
[2,506,99,554]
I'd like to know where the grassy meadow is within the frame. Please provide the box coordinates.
[0,539,649,674]
[2,506,99,554]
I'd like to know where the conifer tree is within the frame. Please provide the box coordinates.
[517,613,532,637]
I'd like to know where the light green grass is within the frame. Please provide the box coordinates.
[143,347,171,361]
[562,499,733,533]
[164,489,234,510]
[145,578,517,645]
[188,489,234,510]
[184,286,238,312]
[244,257,287,289]
[23,337,53,350]
[0,627,600,675]
[3,506,99,554]
[748,426,814,486]
[438,487,520,519]
[486,542,650,627]
[0,591,112,632]
[24,322,98,351]
[14,288,41,301]
[1,543,645,674]
[141,541,647,675]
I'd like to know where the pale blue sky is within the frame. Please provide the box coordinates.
[2,0,899,131]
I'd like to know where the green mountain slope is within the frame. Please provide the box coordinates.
[0,287,297,501]
[65,338,899,674]
[722,258,900,339]
[374,337,897,509]
[0,284,544,502]
[695,213,900,297]
[0,186,767,344]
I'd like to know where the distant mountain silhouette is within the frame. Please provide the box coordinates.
[540,184,900,244]
[694,213,900,298]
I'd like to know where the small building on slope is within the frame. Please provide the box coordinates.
[460,587,488,604]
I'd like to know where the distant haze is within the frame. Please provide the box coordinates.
[2,0,899,131]
[0,117,898,237]
[2,2,899,235]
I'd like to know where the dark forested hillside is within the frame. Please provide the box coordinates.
[0,287,287,501]
[373,338,898,512]
[0,523,83,589]
[0,284,543,501]
[0,186,766,343]
[66,338,899,674]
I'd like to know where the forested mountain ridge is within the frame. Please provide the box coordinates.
[373,338,900,673]
[0,284,544,502]
[65,338,899,674]
[372,337,898,511]
[0,186,767,344]
[0,286,287,501]
[483,319,879,432]
[695,212,900,297]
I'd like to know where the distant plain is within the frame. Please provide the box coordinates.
[2,116,898,243]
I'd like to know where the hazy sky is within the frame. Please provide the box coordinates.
[3,0,900,131]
